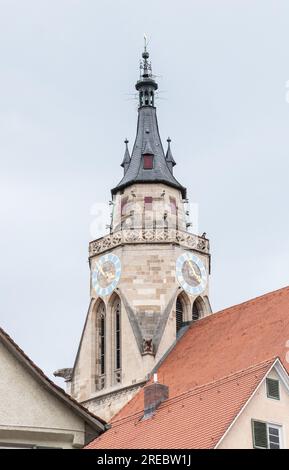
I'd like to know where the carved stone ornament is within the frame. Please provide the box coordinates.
[89,229,209,257]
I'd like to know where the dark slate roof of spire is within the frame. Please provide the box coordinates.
[111,106,186,198]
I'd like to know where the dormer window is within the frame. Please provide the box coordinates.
[143,154,154,169]
[266,378,280,400]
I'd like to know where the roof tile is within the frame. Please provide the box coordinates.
[87,285,289,448]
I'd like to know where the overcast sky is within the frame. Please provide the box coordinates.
[1,0,289,384]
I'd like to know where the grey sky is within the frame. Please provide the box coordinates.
[1,0,289,383]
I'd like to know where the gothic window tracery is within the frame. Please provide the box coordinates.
[95,301,106,391]
[113,298,122,385]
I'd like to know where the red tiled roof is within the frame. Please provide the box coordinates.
[86,359,274,449]
[87,285,289,448]
[116,286,289,420]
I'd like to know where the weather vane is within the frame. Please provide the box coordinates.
[144,34,148,52]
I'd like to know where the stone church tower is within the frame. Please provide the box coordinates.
[56,46,212,421]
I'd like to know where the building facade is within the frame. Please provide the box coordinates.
[56,46,212,421]
[0,328,105,449]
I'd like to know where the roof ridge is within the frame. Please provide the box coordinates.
[157,357,276,406]
[213,285,289,318]
[109,357,276,427]
[180,285,289,335]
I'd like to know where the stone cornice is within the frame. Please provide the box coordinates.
[89,229,210,258]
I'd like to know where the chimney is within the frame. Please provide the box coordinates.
[143,374,169,419]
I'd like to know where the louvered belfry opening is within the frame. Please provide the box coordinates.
[176,298,183,334]
[192,301,200,322]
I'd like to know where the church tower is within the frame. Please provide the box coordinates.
[57,45,212,421]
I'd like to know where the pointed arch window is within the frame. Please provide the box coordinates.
[176,298,184,334]
[192,297,206,322]
[95,301,106,391]
[114,299,122,384]
[192,302,200,322]
[100,315,105,375]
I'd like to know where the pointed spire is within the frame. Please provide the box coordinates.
[121,139,131,174]
[111,45,187,199]
[165,137,176,172]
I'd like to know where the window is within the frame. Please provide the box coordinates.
[192,297,206,321]
[143,154,154,169]
[121,196,128,216]
[116,304,121,370]
[169,196,177,215]
[192,302,200,321]
[100,316,105,375]
[266,378,280,400]
[114,299,122,384]
[252,420,282,449]
[268,425,282,449]
[144,196,153,210]
[95,301,106,391]
[176,298,183,334]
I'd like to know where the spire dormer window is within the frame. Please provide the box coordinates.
[143,154,154,169]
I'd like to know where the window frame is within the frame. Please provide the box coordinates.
[114,299,122,385]
[121,196,129,216]
[144,196,153,211]
[252,419,283,449]
[169,196,177,215]
[176,298,184,334]
[95,301,106,391]
[266,377,280,400]
[267,423,282,449]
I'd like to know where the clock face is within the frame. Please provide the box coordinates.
[176,252,207,295]
[92,253,121,297]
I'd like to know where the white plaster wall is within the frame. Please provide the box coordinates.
[0,342,86,448]
[218,368,289,449]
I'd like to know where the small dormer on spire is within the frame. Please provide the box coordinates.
[135,37,158,108]
[121,139,131,174]
[165,137,176,172]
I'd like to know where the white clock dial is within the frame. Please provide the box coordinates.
[92,253,121,297]
[176,252,207,295]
